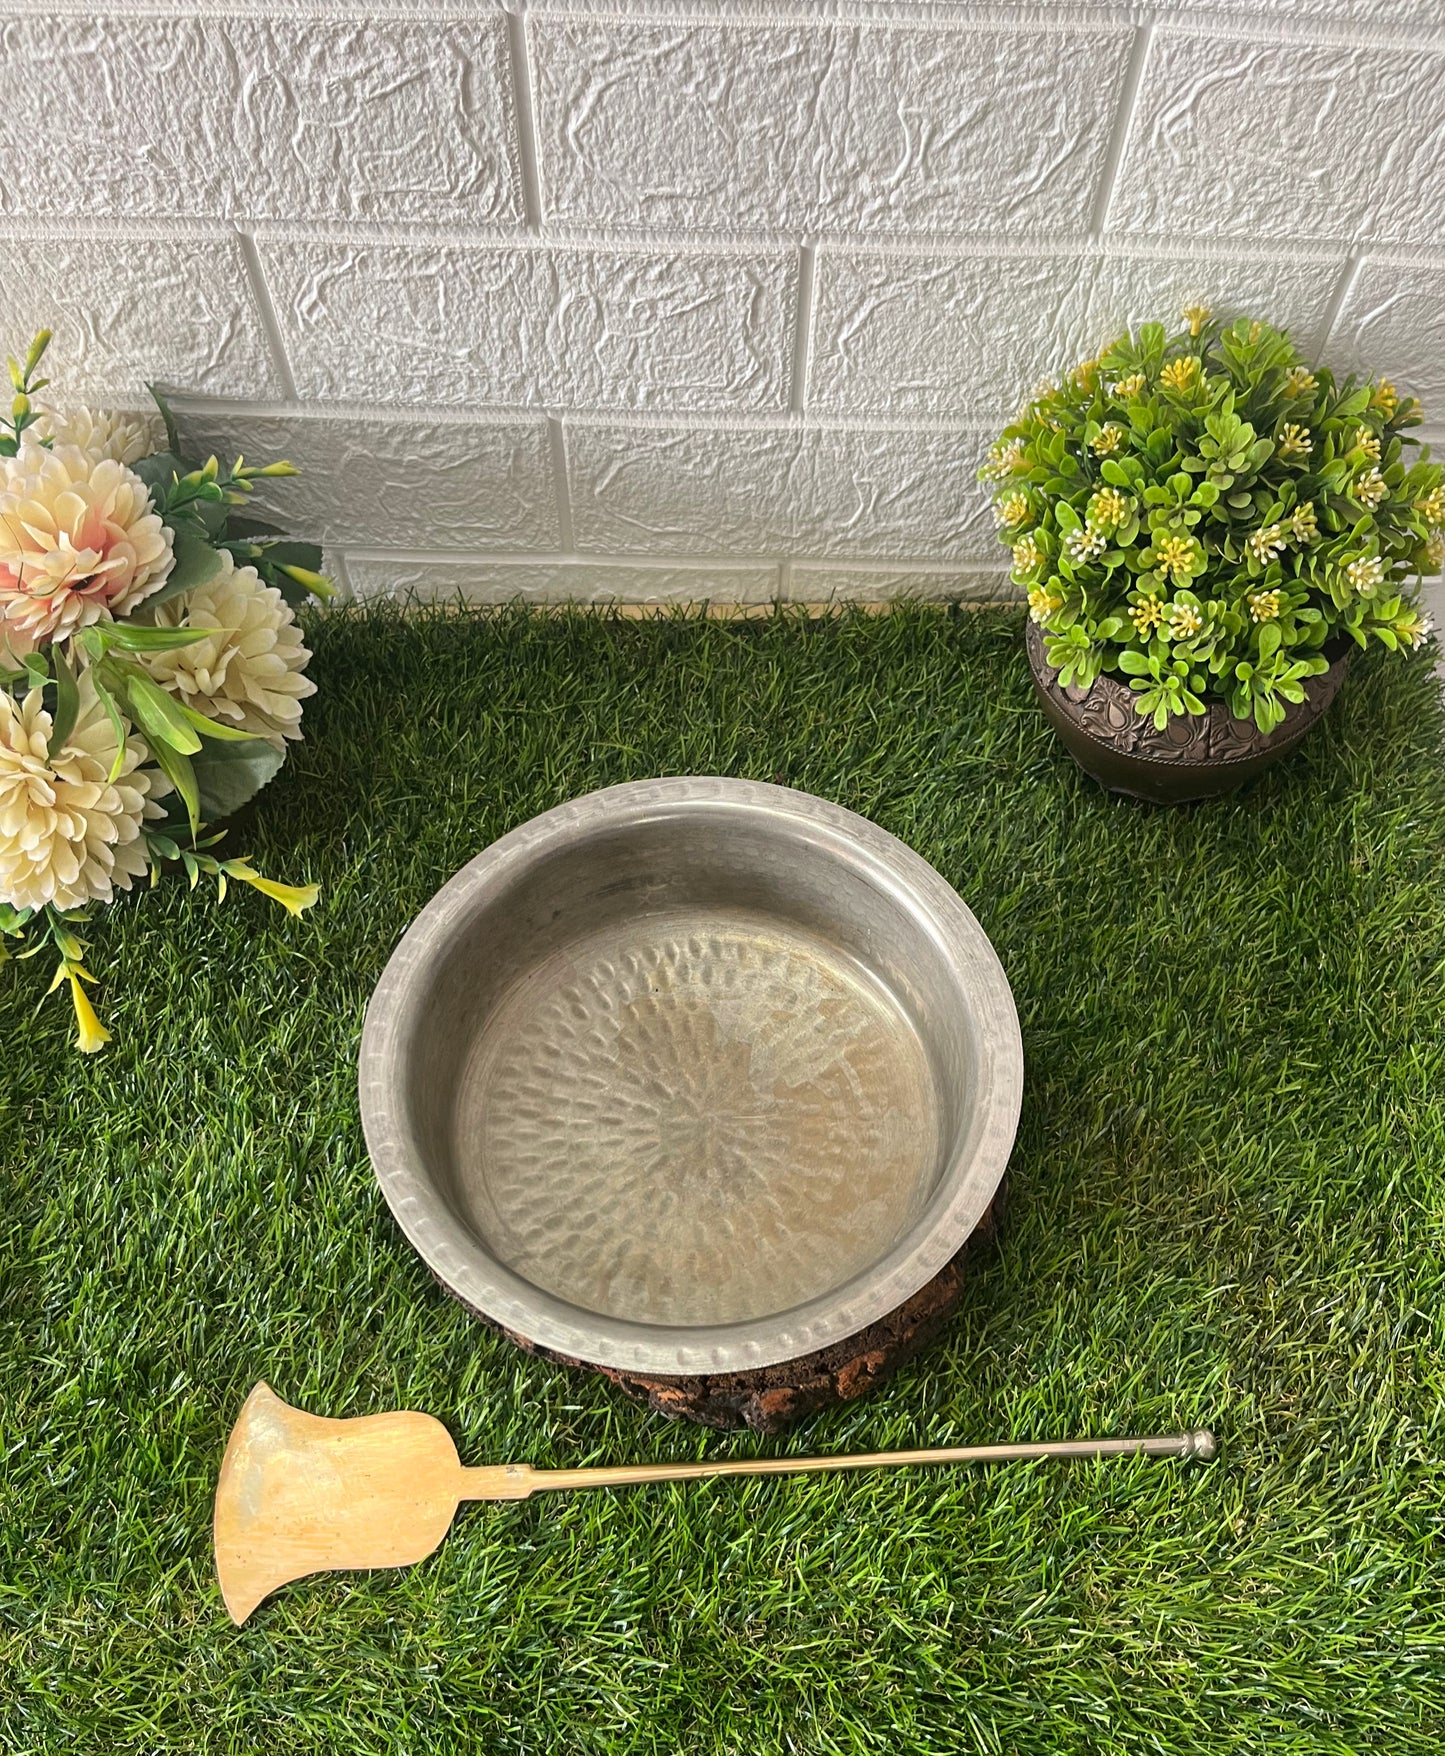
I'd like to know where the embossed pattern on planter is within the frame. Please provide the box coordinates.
[455,914,940,1327]
[1028,620,1347,765]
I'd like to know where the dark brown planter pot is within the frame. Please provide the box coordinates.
[1025,620,1353,805]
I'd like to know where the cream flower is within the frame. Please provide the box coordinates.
[1370,380,1399,417]
[1109,373,1147,400]
[1290,501,1319,544]
[994,492,1031,529]
[1012,534,1044,575]
[1415,487,1445,526]
[1248,589,1282,623]
[1427,532,1445,573]
[1352,427,1382,463]
[980,438,1025,482]
[1160,356,1200,394]
[1154,534,1195,581]
[1026,585,1062,624]
[1276,423,1312,464]
[1090,424,1124,456]
[36,405,164,467]
[1131,595,1164,635]
[1283,366,1317,399]
[1168,601,1203,641]
[0,442,173,649]
[1065,524,1106,563]
[1089,486,1130,528]
[143,552,315,750]
[1246,523,1287,566]
[1353,467,1387,510]
[0,674,163,912]
[1346,555,1386,596]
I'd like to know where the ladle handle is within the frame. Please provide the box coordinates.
[459,1431,1215,1501]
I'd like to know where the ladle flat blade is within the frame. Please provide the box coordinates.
[214,1382,464,1625]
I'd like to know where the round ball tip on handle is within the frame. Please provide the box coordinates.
[1186,1429,1216,1461]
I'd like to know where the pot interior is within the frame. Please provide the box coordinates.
[395,807,978,1329]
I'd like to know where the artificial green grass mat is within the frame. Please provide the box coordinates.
[3,602,1445,1754]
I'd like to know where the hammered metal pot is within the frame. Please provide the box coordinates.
[1026,621,1352,805]
[359,778,1023,1376]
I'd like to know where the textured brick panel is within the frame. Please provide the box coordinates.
[0,232,278,401]
[342,558,782,604]
[261,242,794,412]
[567,423,998,560]
[809,251,1093,420]
[0,15,522,225]
[1111,32,1445,248]
[172,410,559,551]
[1327,260,1445,420]
[1086,251,1344,360]
[789,565,1013,603]
[534,18,1132,234]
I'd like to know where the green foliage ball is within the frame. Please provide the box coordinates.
[981,311,1443,732]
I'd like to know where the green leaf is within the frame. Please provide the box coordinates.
[96,623,214,655]
[47,646,79,756]
[131,451,186,500]
[124,671,203,756]
[175,702,259,744]
[150,737,200,835]
[145,524,230,609]
[88,673,130,783]
[145,383,181,456]
[193,737,285,823]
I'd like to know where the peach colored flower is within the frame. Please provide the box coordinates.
[0,443,173,650]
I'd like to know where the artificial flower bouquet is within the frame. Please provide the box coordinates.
[981,306,1441,733]
[0,330,332,1050]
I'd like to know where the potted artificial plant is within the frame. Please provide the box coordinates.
[981,307,1442,803]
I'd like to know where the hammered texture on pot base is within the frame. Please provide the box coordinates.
[359,778,1023,1378]
[454,1181,1007,1433]
[1026,620,1352,805]
[457,913,940,1327]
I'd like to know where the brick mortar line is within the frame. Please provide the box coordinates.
[7,218,1444,273]
[788,244,817,416]
[1089,21,1153,238]
[338,547,1012,571]
[1313,256,1364,363]
[9,4,1441,52]
[504,6,546,231]
[547,418,575,550]
[235,229,299,403]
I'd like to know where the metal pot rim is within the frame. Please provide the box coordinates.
[359,777,1023,1374]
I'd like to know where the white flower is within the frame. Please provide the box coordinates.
[142,551,315,750]
[1012,534,1044,575]
[1248,590,1282,623]
[1246,523,1287,566]
[980,438,1025,482]
[0,442,173,649]
[0,672,165,912]
[1064,524,1106,563]
[36,405,164,467]
[1345,555,1386,596]
[1290,501,1319,544]
[1168,601,1202,640]
[994,492,1030,529]
[1353,467,1387,510]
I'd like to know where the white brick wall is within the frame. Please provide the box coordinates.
[5,1,1442,603]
